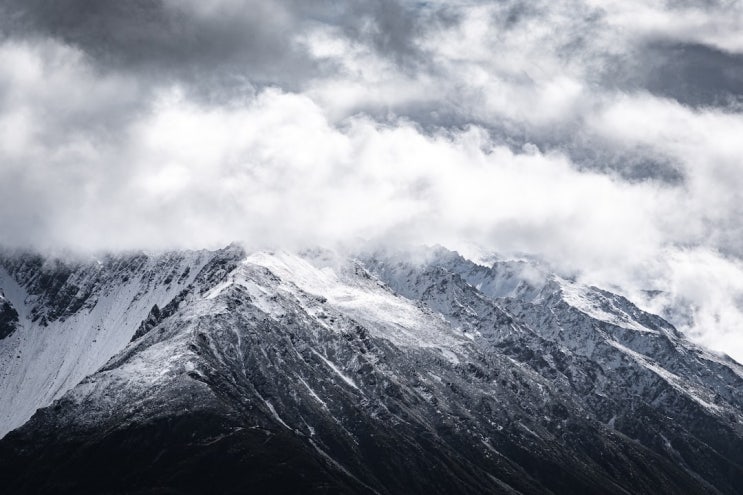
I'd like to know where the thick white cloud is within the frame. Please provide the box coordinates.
[1,1,743,361]
[588,0,743,54]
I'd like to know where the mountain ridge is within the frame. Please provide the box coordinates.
[0,245,742,494]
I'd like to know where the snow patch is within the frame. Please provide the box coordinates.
[608,340,724,414]
[559,280,659,334]
[311,349,359,391]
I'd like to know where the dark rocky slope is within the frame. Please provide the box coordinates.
[0,247,742,494]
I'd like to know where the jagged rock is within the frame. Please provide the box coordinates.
[0,246,742,494]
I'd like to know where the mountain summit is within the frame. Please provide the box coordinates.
[1,246,742,494]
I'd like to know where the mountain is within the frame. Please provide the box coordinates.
[0,245,742,494]
[0,248,218,437]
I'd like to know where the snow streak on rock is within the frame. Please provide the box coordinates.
[1,245,742,494]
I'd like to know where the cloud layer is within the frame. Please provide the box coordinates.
[1,0,743,360]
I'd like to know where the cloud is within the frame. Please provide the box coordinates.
[625,41,743,108]
[1,1,743,361]
[588,0,743,55]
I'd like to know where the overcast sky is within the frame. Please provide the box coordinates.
[1,0,743,360]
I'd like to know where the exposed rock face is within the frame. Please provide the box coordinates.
[0,297,19,340]
[0,246,742,494]
[0,247,221,436]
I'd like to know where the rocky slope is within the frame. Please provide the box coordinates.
[0,248,218,437]
[0,245,742,494]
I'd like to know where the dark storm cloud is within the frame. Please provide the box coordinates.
[635,42,743,108]
[1,0,430,93]
[3,0,741,108]
[294,0,424,61]
[5,0,737,131]
[2,0,309,88]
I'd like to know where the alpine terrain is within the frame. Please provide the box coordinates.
[1,245,742,494]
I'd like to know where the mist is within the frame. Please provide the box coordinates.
[1,0,743,360]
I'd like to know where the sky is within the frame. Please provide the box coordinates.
[1,0,743,360]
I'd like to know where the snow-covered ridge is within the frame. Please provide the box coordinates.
[2,245,743,494]
[0,249,218,437]
[242,250,468,350]
[4,244,742,442]
[557,279,662,334]
[362,246,743,418]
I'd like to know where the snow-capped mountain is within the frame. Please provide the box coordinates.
[0,248,219,437]
[1,245,742,494]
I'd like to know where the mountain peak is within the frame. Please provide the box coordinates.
[1,245,742,494]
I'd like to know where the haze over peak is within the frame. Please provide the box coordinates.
[1,1,742,372]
